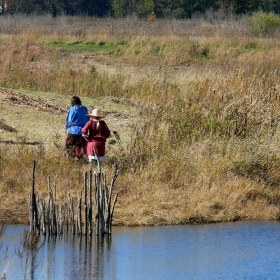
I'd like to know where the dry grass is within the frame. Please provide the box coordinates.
[1,15,280,226]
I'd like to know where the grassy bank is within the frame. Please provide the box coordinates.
[1,15,280,226]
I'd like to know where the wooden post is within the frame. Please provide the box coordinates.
[109,194,118,234]
[107,170,120,234]
[84,172,88,235]
[31,161,40,233]
[31,161,35,232]
[47,176,51,235]
[98,168,105,235]
[77,195,82,235]
[47,196,51,235]
[68,192,75,235]
[93,147,101,173]
[29,194,33,232]
[0,148,2,180]
[28,164,119,237]
[88,170,93,236]
[95,171,100,235]
[49,197,53,235]
[65,201,68,234]
[58,203,63,234]
[38,197,46,235]
[52,182,57,235]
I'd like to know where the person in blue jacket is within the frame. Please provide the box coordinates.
[65,96,89,159]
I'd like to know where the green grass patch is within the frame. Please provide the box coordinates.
[47,40,128,53]
[150,42,166,56]
[235,42,260,54]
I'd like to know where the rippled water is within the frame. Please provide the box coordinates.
[1,221,280,279]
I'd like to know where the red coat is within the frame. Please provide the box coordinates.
[81,119,110,157]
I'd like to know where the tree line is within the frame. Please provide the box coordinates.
[1,0,280,18]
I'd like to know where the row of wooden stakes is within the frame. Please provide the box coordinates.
[29,160,119,236]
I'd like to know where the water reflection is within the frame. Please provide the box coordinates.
[36,234,113,280]
[1,222,280,279]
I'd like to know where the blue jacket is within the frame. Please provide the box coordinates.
[66,105,89,135]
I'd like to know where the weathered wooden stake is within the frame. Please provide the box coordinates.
[58,203,63,234]
[29,160,119,237]
[77,195,82,235]
[88,170,93,236]
[84,172,88,235]
[30,161,39,233]
[68,192,75,234]
[95,171,100,235]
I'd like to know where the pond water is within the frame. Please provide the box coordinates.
[1,221,280,280]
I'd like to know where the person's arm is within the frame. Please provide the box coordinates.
[66,108,73,129]
[81,121,90,141]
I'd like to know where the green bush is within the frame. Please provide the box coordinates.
[248,12,280,36]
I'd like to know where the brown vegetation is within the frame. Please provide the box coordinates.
[1,15,280,226]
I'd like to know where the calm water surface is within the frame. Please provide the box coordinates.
[1,221,280,280]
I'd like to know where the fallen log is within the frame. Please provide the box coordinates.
[0,121,18,132]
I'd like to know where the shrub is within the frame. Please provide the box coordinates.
[248,12,280,36]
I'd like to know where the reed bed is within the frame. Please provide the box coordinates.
[1,15,280,225]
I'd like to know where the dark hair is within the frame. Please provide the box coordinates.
[71,96,82,106]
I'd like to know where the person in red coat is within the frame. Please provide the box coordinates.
[81,108,110,166]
